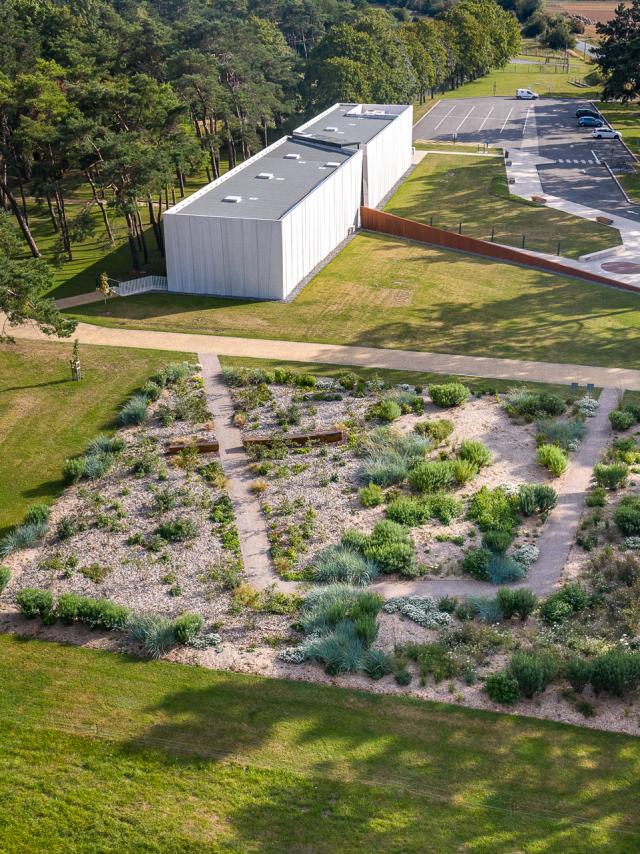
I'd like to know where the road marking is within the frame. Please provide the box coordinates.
[591,149,601,165]
[558,158,564,163]
[580,159,586,164]
[433,104,456,131]
[500,107,514,133]
[478,106,494,132]
[455,106,475,133]
[522,107,532,136]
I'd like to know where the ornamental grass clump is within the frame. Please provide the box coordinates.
[0,521,48,557]
[409,460,456,493]
[509,650,557,698]
[117,393,149,427]
[503,388,565,419]
[496,587,537,620]
[517,483,557,516]
[309,544,379,586]
[126,612,176,658]
[488,553,525,584]
[357,427,429,487]
[594,462,628,490]
[535,419,586,451]
[536,444,568,477]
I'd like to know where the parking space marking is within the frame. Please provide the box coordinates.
[522,107,532,136]
[478,106,494,132]
[500,107,513,133]
[433,104,456,131]
[591,149,601,165]
[455,107,475,133]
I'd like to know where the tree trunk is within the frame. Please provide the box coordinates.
[53,187,72,260]
[147,195,164,255]
[135,207,148,264]
[171,186,176,206]
[86,171,114,244]
[125,211,141,269]
[0,177,41,256]
[263,117,268,149]
[176,167,185,198]
[45,194,59,232]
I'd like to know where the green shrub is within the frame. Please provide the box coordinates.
[24,504,50,525]
[117,394,149,427]
[488,554,525,585]
[362,648,391,680]
[358,483,383,508]
[16,588,53,619]
[141,380,163,401]
[358,428,429,487]
[414,418,454,443]
[0,521,48,557]
[173,612,203,645]
[451,459,478,485]
[462,548,491,581]
[394,669,413,686]
[609,409,635,431]
[353,611,379,647]
[590,651,640,697]
[457,440,492,468]
[298,586,382,637]
[94,599,129,631]
[429,494,463,524]
[467,486,517,533]
[409,460,455,493]
[155,518,197,542]
[496,588,536,620]
[485,670,519,704]
[126,613,176,658]
[509,651,557,698]
[585,486,607,507]
[565,657,592,693]
[87,434,125,456]
[482,529,513,554]
[539,583,588,625]
[153,362,195,386]
[363,520,417,577]
[367,399,401,423]
[429,383,470,408]
[341,529,369,552]
[517,483,558,516]
[0,565,10,592]
[614,497,640,536]
[536,444,568,477]
[557,582,589,612]
[594,463,628,490]
[62,457,86,484]
[83,452,115,479]
[310,545,378,586]
[56,593,84,624]
[386,496,430,526]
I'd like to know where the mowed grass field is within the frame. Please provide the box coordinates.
[597,103,640,201]
[384,150,619,257]
[0,340,191,535]
[70,231,640,370]
[1,635,639,852]
[440,54,600,100]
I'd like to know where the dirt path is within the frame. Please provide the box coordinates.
[199,353,296,593]
[8,318,640,390]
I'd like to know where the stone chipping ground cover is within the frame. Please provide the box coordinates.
[1,376,293,645]
[231,378,551,580]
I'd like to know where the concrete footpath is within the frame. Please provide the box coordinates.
[9,319,640,391]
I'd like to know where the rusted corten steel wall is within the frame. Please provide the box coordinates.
[359,207,635,293]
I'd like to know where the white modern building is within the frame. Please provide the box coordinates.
[164,103,413,300]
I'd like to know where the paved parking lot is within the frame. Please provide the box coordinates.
[413,96,640,221]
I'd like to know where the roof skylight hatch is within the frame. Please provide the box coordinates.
[256,172,274,180]
[222,195,242,203]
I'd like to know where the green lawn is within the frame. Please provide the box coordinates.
[0,635,639,852]
[596,103,640,201]
[70,231,640,370]
[219,355,590,399]
[384,151,619,258]
[440,55,600,100]
[0,340,191,535]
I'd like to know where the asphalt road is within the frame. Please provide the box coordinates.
[413,96,640,221]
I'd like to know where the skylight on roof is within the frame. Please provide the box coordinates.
[324,126,338,132]
[325,161,340,167]
[222,195,242,203]
[283,153,300,160]
[256,172,274,180]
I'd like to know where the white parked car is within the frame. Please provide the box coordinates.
[591,128,622,139]
[516,88,539,99]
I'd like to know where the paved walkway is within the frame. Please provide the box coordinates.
[9,320,640,390]
[199,353,294,592]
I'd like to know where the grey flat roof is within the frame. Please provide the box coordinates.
[173,138,355,221]
[295,104,397,146]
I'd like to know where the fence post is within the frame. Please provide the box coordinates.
[459,222,463,235]
[521,234,526,249]
[491,228,495,242]
[430,215,433,227]
[557,240,561,256]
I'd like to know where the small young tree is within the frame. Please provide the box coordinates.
[69,339,82,382]
[97,271,113,304]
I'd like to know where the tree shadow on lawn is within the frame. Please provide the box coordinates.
[123,672,640,851]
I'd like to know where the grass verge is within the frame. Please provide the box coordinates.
[0,635,639,852]
[69,231,640,370]
[384,152,619,258]
[0,339,192,535]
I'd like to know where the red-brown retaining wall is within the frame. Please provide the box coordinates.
[359,207,637,293]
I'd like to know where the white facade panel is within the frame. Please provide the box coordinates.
[362,105,413,208]
[280,149,363,298]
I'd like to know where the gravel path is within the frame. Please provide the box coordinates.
[9,318,640,391]
[199,353,296,592]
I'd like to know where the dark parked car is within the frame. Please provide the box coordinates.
[578,115,604,127]
[576,107,601,120]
